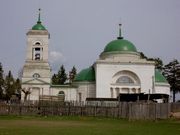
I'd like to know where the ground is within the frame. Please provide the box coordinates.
[0,116,179,135]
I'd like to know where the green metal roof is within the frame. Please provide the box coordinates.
[74,66,95,82]
[32,22,46,30]
[155,69,168,83]
[104,39,137,53]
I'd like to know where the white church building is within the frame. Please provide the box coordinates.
[21,11,170,102]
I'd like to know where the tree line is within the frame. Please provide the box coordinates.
[51,65,77,85]
[0,63,21,102]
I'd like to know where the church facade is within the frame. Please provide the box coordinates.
[21,11,170,102]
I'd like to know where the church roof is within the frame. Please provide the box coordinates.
[103,24,137,53]
[32,9,46,30]
[32,23,46,30]
[74,66,95,82]
[155,69,168,83]
[104,39,137,52]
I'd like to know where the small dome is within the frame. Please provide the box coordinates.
[74,66,95,82]
[32,22,46,30]
[104,39,137,53]
[155,69,168,83]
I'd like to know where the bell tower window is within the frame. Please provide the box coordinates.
[35,42,40,45]
[32,47,43,61]
[35,47,41,60]
[31,41,44,61]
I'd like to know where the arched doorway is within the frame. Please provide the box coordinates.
[58,91,65,101]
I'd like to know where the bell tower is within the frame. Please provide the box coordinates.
[21,9,51,101]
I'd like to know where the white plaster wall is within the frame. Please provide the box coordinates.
[76,83,96,101]
[21,84,50,101]
[26,31,49,61]
[95,63,154,98]
[155,83,170,95]
[22,62,51,83]
[51,87,77,101]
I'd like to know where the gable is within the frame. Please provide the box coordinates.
[22,78,50,85]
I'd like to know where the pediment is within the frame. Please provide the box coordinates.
[22,78,50,85]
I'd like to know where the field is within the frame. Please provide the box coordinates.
[0,116,179,135]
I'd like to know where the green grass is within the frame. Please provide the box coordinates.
[0,116,179,135]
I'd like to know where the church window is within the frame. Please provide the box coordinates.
[58,91,65,95]
[35,42,41,45]
[58,91,65,101]
[33,73,40,78]
[116,76,134,84]
[34,47,41,60]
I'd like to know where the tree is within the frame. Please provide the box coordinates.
[140,52,148,59]
[140,52,163,70]
[51,74,59,84]
[57,65,67,84]
[69,66,77,83]
[21,88,31,101]
[0,62,4,99]
[154,58,163,71]
[163,59,180,102]
[4,71,15,101]
[14,78,21,100]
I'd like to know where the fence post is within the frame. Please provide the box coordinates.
[8,104,10,115]
[68,102,70,116]
[19,104,22,115]
[128,102,131,121]
[154,103,156,120]
[167,103,170,118]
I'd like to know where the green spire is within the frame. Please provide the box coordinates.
[117,24,123,39]
[32,8,46,30]
[37,8,41,23]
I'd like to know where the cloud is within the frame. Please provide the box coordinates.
[49,51,66,72]
[49,51,66,63]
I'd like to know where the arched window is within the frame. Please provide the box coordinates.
[112,70,141,85]
[58,91,65,101]
[35,42,41,45]
[34,47,41,60]
[116,76,134,84]
[58,91,65,95]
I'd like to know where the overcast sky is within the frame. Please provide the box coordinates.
[0,0,180,77]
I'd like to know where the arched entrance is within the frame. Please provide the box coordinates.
[58,91,65,101]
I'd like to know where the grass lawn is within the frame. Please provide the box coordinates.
[0,116,179,135]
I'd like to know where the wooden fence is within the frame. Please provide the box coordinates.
[171,102,180,112]
[0,101,174,120]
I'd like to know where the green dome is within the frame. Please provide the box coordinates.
[75,67,95,82]
[32,9,46,30]
[104,39,137,53]
[32,22,46,30]
[155,69,168,83]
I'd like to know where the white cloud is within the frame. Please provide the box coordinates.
[49,51,66,63]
